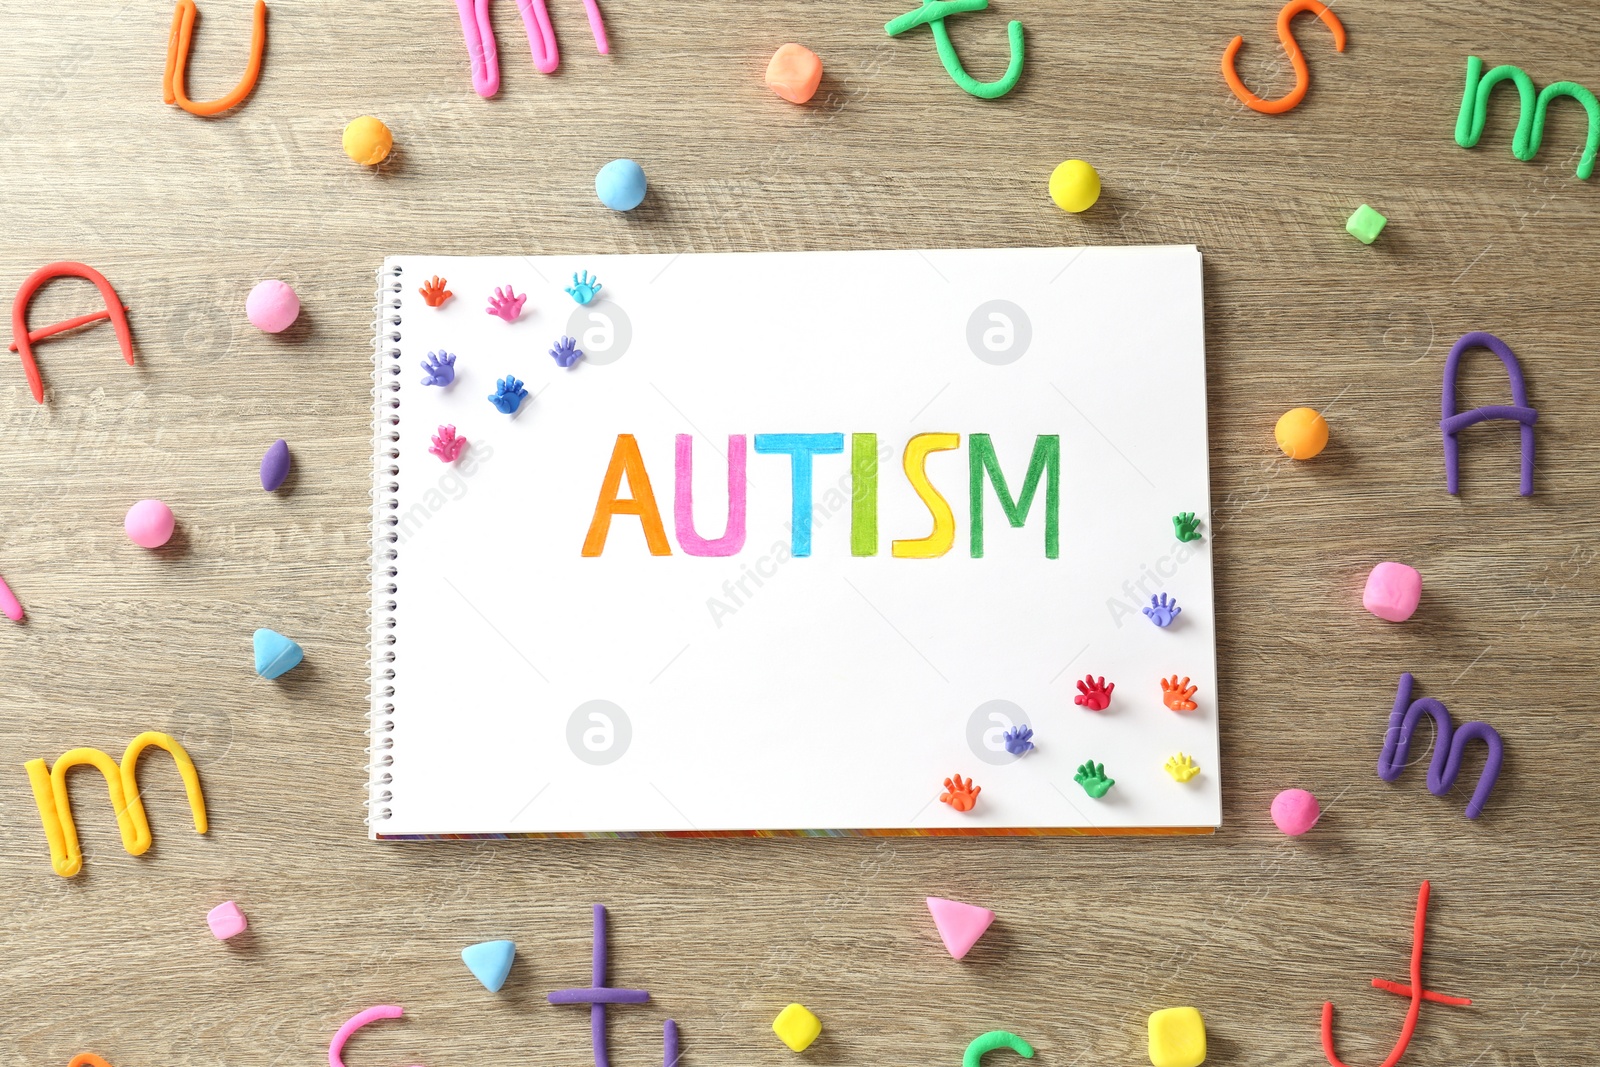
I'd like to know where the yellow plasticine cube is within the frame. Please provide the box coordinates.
[1148,1006,1206,1067]
[773,1003,823,1052]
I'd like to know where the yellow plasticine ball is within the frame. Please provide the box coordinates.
[1275,406,1329,460]
[343,116,393,166]
[1049,159,1101,213]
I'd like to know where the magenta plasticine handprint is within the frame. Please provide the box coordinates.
[429,425,467,463]
[486,285,527,322]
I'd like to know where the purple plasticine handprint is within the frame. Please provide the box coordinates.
[1002,724,1034,756]
[486,285,527,322]
[429,424,467,463]
[421,350,457,387]
[549,335,584,368]
[1143,592,1181,628]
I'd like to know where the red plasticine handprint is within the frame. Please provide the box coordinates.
[1161,675,1199,712]
[1074,675,1115,711]
[940,774,981,812]
[419,275,453,308]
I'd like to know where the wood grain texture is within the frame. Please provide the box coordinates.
[2,1,1597,1064]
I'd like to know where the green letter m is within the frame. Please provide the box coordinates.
[969,433,1060,558]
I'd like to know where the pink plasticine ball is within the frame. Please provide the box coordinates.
[246,279,300,333]
[124,499,176,549]
[1270,788,1321,836]
[1363,561,1423,622]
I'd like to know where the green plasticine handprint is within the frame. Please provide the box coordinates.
[886,0,1026,100]
[1455,56,1600,179]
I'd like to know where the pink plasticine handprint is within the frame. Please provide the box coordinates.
[486,285,527,322]
[429,424,467,463]
[1074,674,1114,711]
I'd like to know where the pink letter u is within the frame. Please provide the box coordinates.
[674,434,747,556]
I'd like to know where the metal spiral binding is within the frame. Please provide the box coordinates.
[365,261,403,827]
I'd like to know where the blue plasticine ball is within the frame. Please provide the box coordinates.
[595,159,647,211]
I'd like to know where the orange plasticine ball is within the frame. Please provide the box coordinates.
[765,43,823,104]
[343,116,393,166]
[1275,406,1329,460]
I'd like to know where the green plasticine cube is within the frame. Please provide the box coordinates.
[1346,204,1388,245]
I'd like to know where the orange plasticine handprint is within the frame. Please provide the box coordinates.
[940,773,981,812]
[1161,675,1199,712]
[419,275,453,307]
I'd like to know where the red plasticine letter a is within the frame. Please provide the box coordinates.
[583,434,672,556]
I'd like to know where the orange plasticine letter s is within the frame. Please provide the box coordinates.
[583,434,673,556]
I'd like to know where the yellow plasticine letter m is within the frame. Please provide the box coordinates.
[25,731,208,877]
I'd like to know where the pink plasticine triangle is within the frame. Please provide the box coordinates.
[926,896,995,960]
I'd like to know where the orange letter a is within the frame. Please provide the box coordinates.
[582,434,672,556]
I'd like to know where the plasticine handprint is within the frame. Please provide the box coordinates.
[419,275,453,308]
[549,335,584,368]
[1143,592,1182,628]
[1002,725,1034,756]
[429,424,467,463]
[1164,752,1200,783]
[420,350,457,387]
[1073,674,1114,711]
[1161,675,1199,712]
[489,374,529,415]
[565,270,603,305]
[1074,760,1115,799]
[940,773,981,812]
[1172,511,1202,543]
[486,285,527,322]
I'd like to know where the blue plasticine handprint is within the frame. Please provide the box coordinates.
[549,335,584,368]
[1002,724,1034,756]
[1143,592,1181,628]
[565,270,603,305]
[489,374,529,414]
[421,350,457,387]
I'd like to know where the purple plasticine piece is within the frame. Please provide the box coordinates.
[421,350,458,387]
[548,988,652,1005]
[1143,592,1181,627]
[1002,724,1034,756]
[1442,331,1536,496]
[260,438,291,491]
[1376,672,1504,820]
[550,335,584,368]
[547,904,678,1067]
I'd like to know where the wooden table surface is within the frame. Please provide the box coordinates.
[3,1,1597,1064]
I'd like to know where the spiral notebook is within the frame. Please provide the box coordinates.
[368,247,1219,838]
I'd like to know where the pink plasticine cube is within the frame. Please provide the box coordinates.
[1363,562,1422,622]
[207,900,249,940]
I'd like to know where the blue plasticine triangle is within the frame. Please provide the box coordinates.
[253,628,304,680]
[462,939,516,992]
